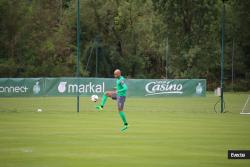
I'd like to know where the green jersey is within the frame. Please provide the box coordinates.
[116,76,128,96]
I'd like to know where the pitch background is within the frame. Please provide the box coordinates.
[0,92,249,167]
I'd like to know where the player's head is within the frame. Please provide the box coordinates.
[114,69,121,78]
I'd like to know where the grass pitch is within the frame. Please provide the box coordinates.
[0,93,250,167]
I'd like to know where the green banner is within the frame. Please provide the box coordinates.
[0,78,44,97]
[45,78,113,96]
[0,78,206,97]
[127,79,206,97]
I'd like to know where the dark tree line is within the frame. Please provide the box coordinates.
[0,0,249,90]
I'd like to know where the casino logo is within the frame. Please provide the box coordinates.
[145,80,183,96]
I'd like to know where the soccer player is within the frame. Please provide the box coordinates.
[96,69,128,131]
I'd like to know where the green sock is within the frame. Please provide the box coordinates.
[101,94,107,107]
[119,111,127,125]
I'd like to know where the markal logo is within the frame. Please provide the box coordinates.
[58,82,67,93]
[33,81,41,94]
[145,80,183,96]
[58,81,105,93]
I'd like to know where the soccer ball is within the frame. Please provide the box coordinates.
[91,95,99,102]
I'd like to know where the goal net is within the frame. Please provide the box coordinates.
[241,95,250,114]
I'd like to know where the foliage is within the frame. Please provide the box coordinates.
[0,0,249,90]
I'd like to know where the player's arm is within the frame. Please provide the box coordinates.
[117,80,127,93]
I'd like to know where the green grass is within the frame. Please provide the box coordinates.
[0,92,250,167]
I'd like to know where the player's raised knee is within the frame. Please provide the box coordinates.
[105,91,112,97]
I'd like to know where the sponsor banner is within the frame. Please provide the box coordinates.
[0,78,44,97]
[0,78,206,97]
[127,79,206,97]
[46,78,113,96]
